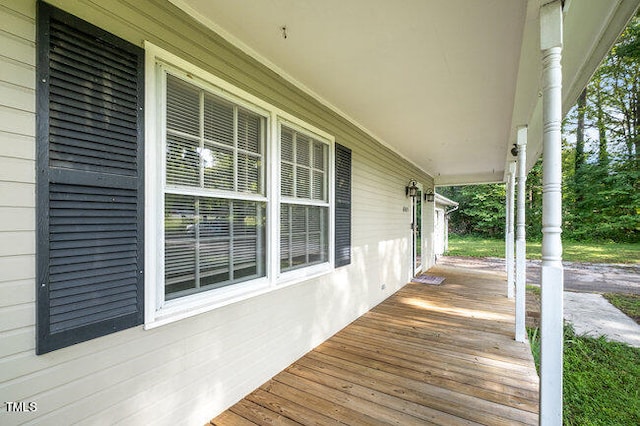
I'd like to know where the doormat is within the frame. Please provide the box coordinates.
[412,274,445,285]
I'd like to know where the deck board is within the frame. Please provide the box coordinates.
[209,264,539,425]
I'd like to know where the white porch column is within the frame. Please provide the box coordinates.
[515,126,527,343]
[540,1,564,425]
[506,163,516,298]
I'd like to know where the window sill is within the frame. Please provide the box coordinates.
[277,262,333,287]
[144,277,271,330]
[144,262,335,330]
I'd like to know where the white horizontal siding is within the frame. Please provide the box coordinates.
[0,255,34,286]
[0,2,37,404]
[0,157,35,183]
[0,207,35,231]
[0,327,33,359]
[0,279,34,308]
[0,80,35,112]
[0,0,35,19]
[0,5,35,41]
[0,182,34,207]
[0,56,35,91]
[0,304,33,333]
[0,231,34,257]
[0,1,434,425]
[0,105,34,137]
[0,132,34,161]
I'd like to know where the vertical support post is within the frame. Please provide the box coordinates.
[505,175,510,274]
[506,163,516,298]
[540,1,564,424]
[515,126,527,342]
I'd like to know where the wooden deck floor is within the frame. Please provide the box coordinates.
[209,264,540,425]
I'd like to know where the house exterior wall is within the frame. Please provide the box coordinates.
[0,1,434,424]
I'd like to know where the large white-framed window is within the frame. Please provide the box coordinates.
[279,124,330,272]
[163,73,268,299]
[144,43,335,327]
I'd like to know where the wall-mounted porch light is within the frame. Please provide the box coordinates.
[424,190,435,202]
[511,143,519,157]
[405,180,419,198]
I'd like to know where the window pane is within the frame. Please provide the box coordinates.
[237,153,261,194]
[203,145,233,190]
[296,134,310,166]
[165,195,266,298]
[166,75,199,136]
[166,134,200,187]
[312,170,325,201]
[165,194,196,295]
[199,198,231,285]
[200,198,230,238]
[238,109,262,154]
[281,162,294,197]
[313,141,325,170]
[204,94,233,146]
[296,166,310,198]
[280,204,328,272]
[281,128,294,162]
[281,126,328,202]
[232,200,265,279]
[308,207,324,263]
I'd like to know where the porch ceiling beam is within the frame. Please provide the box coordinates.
[539,1,564,424]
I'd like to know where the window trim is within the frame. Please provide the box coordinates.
[144,43,335,328]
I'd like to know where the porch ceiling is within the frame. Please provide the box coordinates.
[169,0,639,185]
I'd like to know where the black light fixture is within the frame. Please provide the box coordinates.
[405,180,419,198]
[511,143,519,157]
[424,190,435,202]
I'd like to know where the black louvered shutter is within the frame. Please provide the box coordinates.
[36,2,144,354]
[335,143,352,267]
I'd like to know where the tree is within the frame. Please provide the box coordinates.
[442,14,640,243]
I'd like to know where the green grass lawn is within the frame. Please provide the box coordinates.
[604,293,640,324]
[528,325,640,425]
[446,234,640,264]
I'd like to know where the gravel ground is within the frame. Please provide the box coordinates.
[438,256,640,294]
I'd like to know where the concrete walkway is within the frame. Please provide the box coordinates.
[437,256,640,348]
[564,292,640,348]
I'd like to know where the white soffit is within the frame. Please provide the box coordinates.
[168,0,638,185]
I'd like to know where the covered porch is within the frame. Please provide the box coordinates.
[210,264,539,425]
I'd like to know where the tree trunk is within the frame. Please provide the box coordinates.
[595,80,609,168]
[634,82,640,166]
[575,88,587,202]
